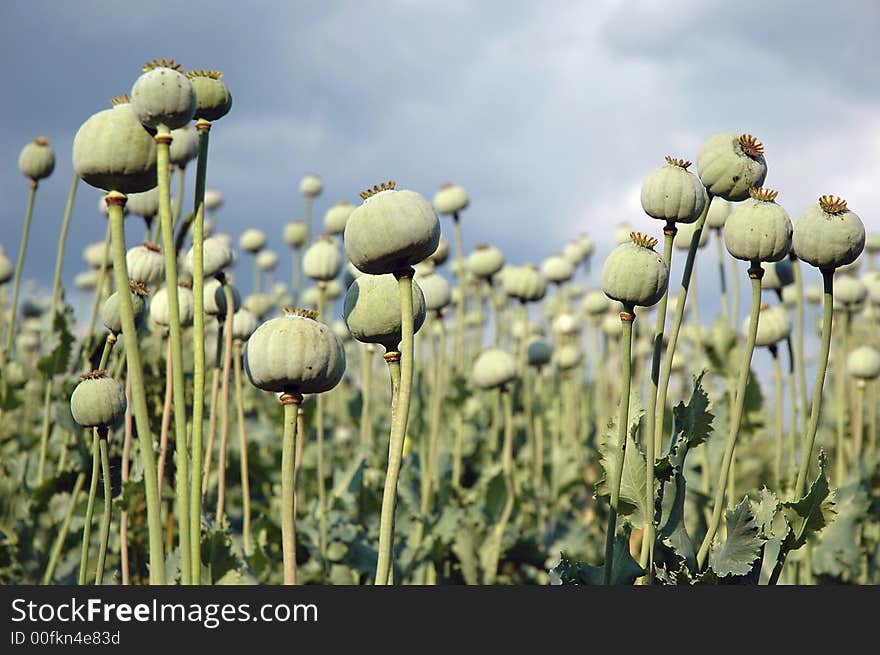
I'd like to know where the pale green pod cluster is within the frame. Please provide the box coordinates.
[723,187,792,263]
[188,70,232,121]
[169,124,199,168]
[244,308,345,394]
[847,346,880,380]
[102,283,148,334]
[471,348,517,390]
[432,182,469,215]
[186,235,233,277]
[283,220,309,248]
[526,337,553,368]
[73,99,158,194]
[324,201,354,235]
[18,136,55,181]
[428,234,450,265]
[697,133,768,201]
[793,195,865,270]
[417,271,452,312]
[303,235,343,282]
[674,220,709,250]
[126,187,159,219]
[343,273,427,351]
[256,249,279,272]
[231,308,258,342]
[468,244,505,279]
[240,228,267,253]
[761,257,794,290]
[299,173,323,198]
[345,184,440,276]
[640,156,707,224]
[150,284,195,328]
[746,304,791,347]
[555,343,582,371]
[130,60,196,130]
[126,242,165,286]
[541,254,574,284]
[503,264,547,303]
[0,247,12,284]
[70,372,127,429]
[834,274,866,307]
[706,196,732,229]
[602,233,669,308]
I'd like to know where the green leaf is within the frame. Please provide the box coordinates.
[811,481,867,581]
[595,391,648,527]
[780,450,835,553]
[36,310,75,377]
[709,496,763,577]
[671,372,714,450]
[656,464,696,572]
[549,525,645,586]
[751,487,781,539]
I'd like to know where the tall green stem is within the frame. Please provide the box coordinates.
[375,271,415,585]
[43,472,86,585]
[316,283,328,561]
[107,194,164,584]
[156,129,191,584]
[214,283,235,523]
[173,166,186,227]
[485,387,515,584]
[281,395,301,584]
[78,430,100,585]
[604,308,635,585]
[76,223,111,373]
[452,214,466,374]
[696,266,763,568]
[360,344,374,448]
[771,347,784,489]
[714,227,728,324]
[834,309,851,487]
[95,431,112,585]
[3,181,38,361]
[232,340,252,554]
[791,256,808,433]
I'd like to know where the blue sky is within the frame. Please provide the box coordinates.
[1,0,878,327]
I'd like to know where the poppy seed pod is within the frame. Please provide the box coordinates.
[244,307,345,394]
[215,284,243,318]
[471,348,517,390]
[344,182,441,275]
[130,59,196,130]
[343,273,427,351]
[793,195,865,270]
[231,308,258,342]
[503,264,547,303]
[674,221,709,250]
[428,234,450,266]
[256,249,279,272]
[186,235,233,277]
[433,182,469,215]
[847,346,880,380]
[169,124,199,168]
[18,136,55,181]
[150,284,195,328]
[417,272,452,312]
[723,187,792,263]
[70,371,127,429]
[541,254,575,284]
[102,281,149,335]
[640,156,707,224]
[614,223,636,245]
[239,228,267,254]
[602,232,669,308]
[745,304,791,347]
[467,244,505,280]
[526,337,553,368]
[834,274,867,307]
[324,201,354,235]
[583,289,610,317]
[205,189,224,212]
[555,344,583,372]
[243,292,275,319]
[697,133,768,202]
[187,70,232,122]
[761,257,795,290]
[299,174,323,198]
[126,187,159,219]
[706,196,733,229]
[284,220,309,247]
[303,235,342,282]
[126,242,165,286]
[0,247,12,284]
[83,241,111,269]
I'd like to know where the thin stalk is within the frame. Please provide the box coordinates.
[303,196,314,246]
[281,394,301,585]
[98,333,117,372]
[202,319,224,494]
[120,374,132,585]
[375,271,416,585]
[316,283,328,561]
[869,380,877,455]
[214,284,235,523]
[452,213,466,374]
[156,129,191,584]
[639,223,675,574]
[78,430,100,585]
[291,247,302,307]
[534,368,547,533]
[604,307,635,585]
[834,309,850,487]
[95,432,112,584]
[189,119,211,584]
[42,472,87,585]
[360,344,374,448]
[172,166,186,227]
[233,340,252,554]
[36,382,53,485]
[696,265,763,569]
[731,257,740,329]
[428,316,446,495]
[107,194,164,584]
[714,227,728,324]
[485,387,515,584]
[771,346,784,489]
[655,197,712,454]
[157,337,172,499]
[3,181,38,360]
[77,227,112,373]
[854,381,865,468]
[791,256,808,433]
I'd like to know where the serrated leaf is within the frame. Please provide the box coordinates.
[751,487,780,539]
[709,496,763,577]
[656,465,696,572]
[549,525,645,586]
[780,450,835,552]
[671,372,714,450]
[596,391,648,526]
[36,310,75,377]
[811,481,868,581]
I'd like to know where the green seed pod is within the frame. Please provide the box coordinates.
[204,278,223,315]
[526,337,553,368]
[781,284,798,308]
[187,70,232,121]
[433,182,469,215]
[0,247,12,284]
[428,234,450,266]
[18,136,55,181]
[239,228,267,253]
[205,188,224,212]
[243,292,274,319]
[583,289,610,317]
[70,371,127,429]
[343,273,427,351]
[215,284,243,317]
[723,187,792,263]
[705,196,733,229]
[697,133,768,201]
[299,286,320,309]
[186,235,233,277]
[563,242,583,266]
[640,156,707,224]
[541,253,574,284]
[745,303,790,347]
[324,201,354,235]
[299,173,323,198]
[83,241,111,269]
[468,243,505,280]
[761,257,794,290]
[325,279,343,301]
[303,235,343,281]
[471,348,517,390]
[834,273,866,307]
[102,281,148,335]
[578,234,595,259]
[231,308,258,341]
[256,249,279,272]
[75,269,101,290]
[417,272,451,312]
[126,242,165,286]
[553,312,578,336]
[345,182,441,275]
[283,220,309,248]
[73,98,157,194]
[602,232,669,307]
[244,307,345,394]
[674,221,710,250]
[709,315,736,356]
[847,345,880,380]
[793,195,865,270]
[169,124,199,168]
[130,60,196,130]
[503,264,547,303]
[413,259,436,277]
[126,187,159,219]
[614,223,636,245]
[150,284,195,328]
[555,343,582,371]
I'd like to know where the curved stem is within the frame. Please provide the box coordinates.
[771,347,784,490]
[375,272,415,585]
[485,387,515,584]
[107,195,164,584]
[214,284,235,523]
[202,320,223,495]
[3,182,37,361]
[189,119,211,584]
[696,266,763,568]
[43,472,86,585]
[281,396,300,584]
[157,338,173,500]
[95,431,112,585]
[78,430,100,585]
[98,333,116,372]
[655,197,712,455]
[233,340,252,554]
